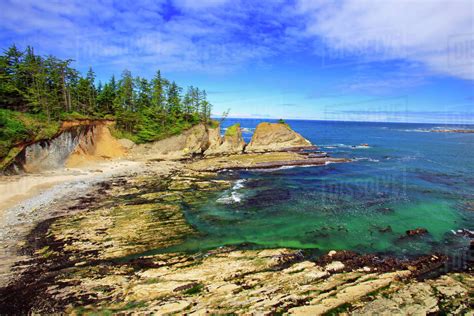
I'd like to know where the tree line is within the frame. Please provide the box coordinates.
[0,45,213,142]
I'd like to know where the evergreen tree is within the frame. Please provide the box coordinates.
[166,81,182,117]
[0,44,215,142]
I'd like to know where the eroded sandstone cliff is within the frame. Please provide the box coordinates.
[6,121,127,173]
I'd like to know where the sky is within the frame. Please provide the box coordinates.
[0,0,473,123]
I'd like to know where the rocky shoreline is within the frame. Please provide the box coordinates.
[0,164,472,314]
[0,122,472,314]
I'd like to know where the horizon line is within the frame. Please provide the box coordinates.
[212,116,474,126]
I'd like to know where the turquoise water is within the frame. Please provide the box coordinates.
[177,120,474,257]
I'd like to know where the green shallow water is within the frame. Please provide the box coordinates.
[150,120,474,258]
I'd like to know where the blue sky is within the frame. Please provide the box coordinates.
[1,0,473,123]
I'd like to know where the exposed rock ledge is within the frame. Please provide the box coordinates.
[189,152,349,172]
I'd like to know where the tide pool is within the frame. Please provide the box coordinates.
[170,119,474,258]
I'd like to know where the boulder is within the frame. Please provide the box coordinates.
[204,123,245,156]
[405,228,428,237]
[245,122,313,153]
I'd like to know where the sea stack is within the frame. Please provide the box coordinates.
[204,123,246,156]
[245,122,314,153]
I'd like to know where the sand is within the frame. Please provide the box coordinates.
[0,159,145,285]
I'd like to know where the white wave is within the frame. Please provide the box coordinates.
[216,179,246,204]
[398,128,431,133]
[353,157,380,163]
[396,126,469,133]
[321,143,371,149]
[253,164,321,172]
[241,127,254,133]
[216,191,244,204]
[233,179,246,189]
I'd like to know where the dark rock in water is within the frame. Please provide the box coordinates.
[463,201,474,212]
[242,188,291,208]
[307,152,329,158]
[453,228,474,238]
[379,226,393,233]
[405,228,428,237]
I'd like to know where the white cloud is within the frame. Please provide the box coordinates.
[1,0,472,82]
[296,0,474,80]
[173,0,230,10]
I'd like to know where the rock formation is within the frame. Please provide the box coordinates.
[204,123,245,156]
[202,124,222,155]
[7,121,126,173]
[65,123,127,168]
[245,122,313,153]
[132,124,209,160]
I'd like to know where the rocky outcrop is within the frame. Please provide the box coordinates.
[204,123,245,156]
[203,124,222,155]
[133,121,316,160]
[190,152,349,172]
[220,123,246,154]
[7,121,126,173]
[131,124,209,160]
[245,122,313,153]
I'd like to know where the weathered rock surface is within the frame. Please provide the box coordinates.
[245,122,313,153]
[0,167,471,315]
[190,151,349,171]
[203,124,222,155]
[132,124,209,160]
[204,123,246,156]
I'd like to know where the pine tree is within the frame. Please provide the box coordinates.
[166,81,182,117]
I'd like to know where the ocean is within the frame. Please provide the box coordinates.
[169,119,474,258]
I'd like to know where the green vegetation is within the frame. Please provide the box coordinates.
[0,44,214,152]
[225,123,240,137]
[278,118,286,124]
[183,283,204,295]
[0,108,60,166]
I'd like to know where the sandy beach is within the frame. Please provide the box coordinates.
[0,158,148,286]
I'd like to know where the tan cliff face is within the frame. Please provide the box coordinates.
[8,121,127,173]
[245,122,313,153]
[65,123,127,168]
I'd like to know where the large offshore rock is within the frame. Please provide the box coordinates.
[204,123,245,156]
[245,122,313,153]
